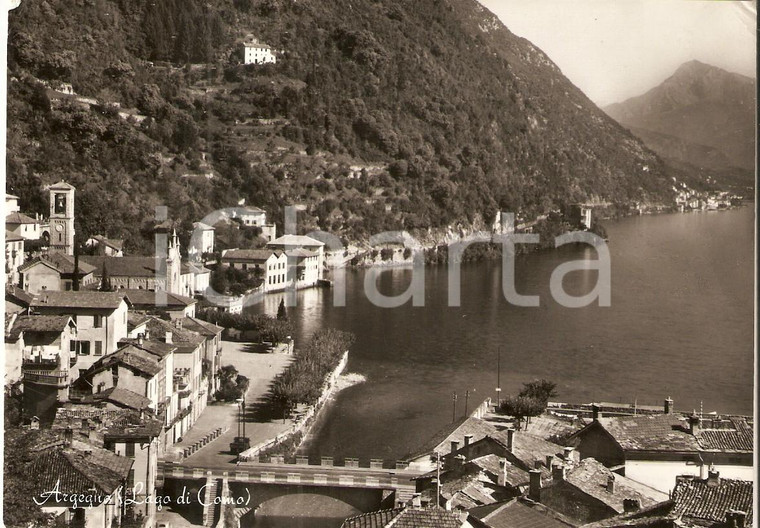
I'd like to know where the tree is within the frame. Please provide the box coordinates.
[215,364,249,402]
[498,395,545,430]
[518,379,557,404]
[99,262,113,291]
[276,299,288,321]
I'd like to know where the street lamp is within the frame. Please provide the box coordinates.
[230,397,250,455]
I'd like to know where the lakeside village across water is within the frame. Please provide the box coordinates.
[4,182,753,528]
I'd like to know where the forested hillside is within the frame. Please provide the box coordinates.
[7,0,678,253]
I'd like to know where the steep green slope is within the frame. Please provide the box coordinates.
[7,0,676,252]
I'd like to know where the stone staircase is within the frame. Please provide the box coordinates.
[202,477,221,527]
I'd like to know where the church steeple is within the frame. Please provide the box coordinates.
[48,181,75,256]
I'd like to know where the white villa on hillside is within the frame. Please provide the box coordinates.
[243,38,276,65]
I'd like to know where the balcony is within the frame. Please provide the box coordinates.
[23,369,69,387]
[23,356,60,367]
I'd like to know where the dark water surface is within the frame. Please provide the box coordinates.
[245,207,754,526]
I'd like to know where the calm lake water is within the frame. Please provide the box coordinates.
[245,206,754,526]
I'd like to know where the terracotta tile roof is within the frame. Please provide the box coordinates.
[671,476,753,525]
[31,291,127,310]
[489,430,564,472]
[285,248,319,258]
[81,255,167,278]
[127,312,151,332]
[470,454,529,488]
[98,387,152,411]
[470,498,576,528]
[145,316,204,347]
[222,248,282,262]
[119,337,176,358]
[342,508,402,527]
[9,315,73,340]
[123,289,196,309]
[53,406,162,440]
[182,316,224,337]
[30,439,132,497]
[91,235,123,251]
[48,180,76,190]
[6,285,34,307]
[595,414,699,452]
[87,345,162,377]
[6,211,38,224]
[404,417,498,461]
[268,234,325,247]
[696,418,753,452]
[19,252,96,274]
[563,459,668,513]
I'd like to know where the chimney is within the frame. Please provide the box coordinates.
[606,474,616,493]
[534,460,542,470]
[664,397,674,414]
[706,468,720,487]
[726,510,747,528]
[174,318,183,330]
[464,434,473,447]
[450,440,459,455]
[165,331,173,344]
[411,493,421,508]
[563,446,575,462]
[545,455,554,469]
[451,454,466,470]
[623,498,641,513]
[137,334,144,345]
[592,403,602,421]
[528,469,542,501]
[497,458,507,487]
[506,429,514,453]
[688,413,701,435]
[552,464,565,481]
[63,428,73,446]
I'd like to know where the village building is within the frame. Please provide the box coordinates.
[229,205,277,241]
[85,235,124,257]
[184,261,211,295]
[5,210,41,240]
[267,234,325,288]
[5,232,25,285]
[6,192,20,213]
[143,316,208,436]
[580,473,753,528]
[190,221,215,256]
[52,407,164,527]
[29,435,133,528]
[569,403,754,492]
[242,38,276,65]
[123,289,197,319]
[19,252,97,294]
[180,316,224,395]
[529,458,668,525]
[30,291,131,373]
[221,248,287,292]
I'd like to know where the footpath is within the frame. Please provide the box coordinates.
[169,340,295,467]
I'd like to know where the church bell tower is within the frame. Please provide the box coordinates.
[48,181,75,256]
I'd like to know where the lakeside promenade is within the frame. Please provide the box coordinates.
[168,340,295,467]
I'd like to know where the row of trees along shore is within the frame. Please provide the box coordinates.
[270,329,355,409]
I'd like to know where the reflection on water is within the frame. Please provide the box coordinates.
[244,208,754,527]
[244,494,355,528]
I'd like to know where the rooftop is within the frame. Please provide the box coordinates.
[47,180,76,190]
[123,289,197,309]
[90,235,124,251]
[86,345,162,377]
[470,454,530,488]
[222,248,282,262]
[181,316,224,337]
[268,234,325,247]
[19,252,96,275]
[7,314,74,341]
[563,458,668,514]
[119,336,176,358]
[671,476,753,526]
[489,430,564,472]
[31,290,127,310]
[6,211,38,224]
[469,498,576,528]
[404,416,498,461]
[342,507,464,528]
[53,405,162,439]
[30,438,132,498]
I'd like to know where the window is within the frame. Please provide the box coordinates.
[70,340,77,354]
[64,281,72,291]
[93,315,103,328]
[125,443,135,457]
[94,341,103,356]
[127,469,135,489]
[79,342,90,356]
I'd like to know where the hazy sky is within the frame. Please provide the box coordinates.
[480,0,757,106]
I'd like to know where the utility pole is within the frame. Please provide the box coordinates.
[495,347,502,409]
[436,452,441,509]
[452,392,457,422]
